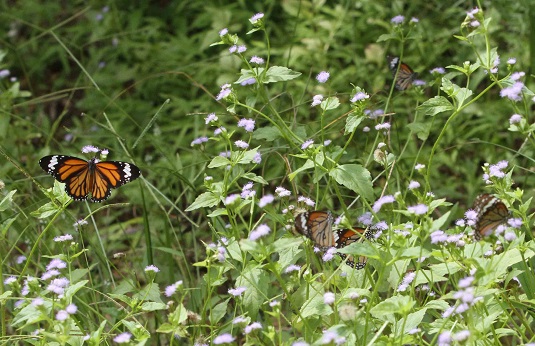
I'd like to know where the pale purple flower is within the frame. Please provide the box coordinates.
[41,269,60,280]
[509,113,522,124]
[32,297,44,307]
[410,17,419,23]
[214,127,225,137]
[54,234,73,242]
[324,139,331,146]
[504,232,517,241]
[508,218,522,228]
[47,259,67,271]
[114,332,132,343]
[191,136,208,146]
[311,94,323,107]
[269,300,280,307]
[500,82,524,101]
[0,69,10,78]
[430,230,447,244]
[458,276,474,288]
[249,224,271,241]
[241,78,256,86]
[73,219,88,228]
[301,139,314,150]
[298,195,315,207]
[237,45,247,53]
[408,181,420,189]
[165,284,178,297]
[229,286,247,296]
[358,212,373,226]
[511,72,525,81]
[489,162,506,178]
[324,292,335,305]
[465,209,478,221]
[244,322,262,334]
[375,122,391,130]
[224,194,240,205]
[415,163,425,170]
[216,86,232,101]
[408,328,421,335]
[81,145,99,153]
[4,276,16,285]
[363,126,370,132]
[292,342,310,346]
[394,229,410,237]
[47,277,70,295]
[250,56,264,64]
[316,71,330,83]
[321,330,346,345]
[214,333,235,344]
[237,118,255,132]
[205,113,218,124]
[252,152,262,164]
[373,220,388,232]
[507,58,516,65]
[438,331,451,346]
[219,28,228,36]
[391,15,405,24]
[430,67,446,74]
[56,310,69,321]
[258,194,274,207]
[228,45,237,53]
[234,140,249,149]
[408,204,428,215]
[470,20,480,27]
[66,304,78,314]
[351,92,369,102]
[397,271,416,292]
[455,219,465,227]
[284,264,301,274]
[233,316,247,324]
[16,255,26,264]
[275,186,291,197]
[217,246,226,262]
[467,7,479,18]
[413,80,426,86]
[250,12,264,22]
[453,330,470,342]
[219,151,231,158]
[372,195,395,213]
[145,265,159,273]
[322,247,336,262]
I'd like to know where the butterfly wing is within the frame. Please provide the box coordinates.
[294,211,334,250]
[387,56,418,90]
[335,227,368,269]
[91,161,141,202]
[473,194,509,239]
[39,155,92,200]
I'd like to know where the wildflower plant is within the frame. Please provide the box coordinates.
[2,2,535,345]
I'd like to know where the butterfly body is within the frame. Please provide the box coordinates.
[39,155,141,202]
[472,194,509,239]
[387,56,418,90]
[294,211,371,269]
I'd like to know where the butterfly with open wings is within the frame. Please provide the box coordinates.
[39,155,141,202]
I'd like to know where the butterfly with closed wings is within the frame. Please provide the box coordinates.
[387,56,418,91]
[294,211,373,269]
[472,194,509,239]
[39,155,141,202]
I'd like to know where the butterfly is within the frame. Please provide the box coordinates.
[472,194,509,239]
[39,155,141,202]
[294,211,373,269]
[387,56,418,90]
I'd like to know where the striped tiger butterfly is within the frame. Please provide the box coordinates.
[387,56,418,90]
[294,211,373,269]
[39,155,141,202]
[472,194,509,239]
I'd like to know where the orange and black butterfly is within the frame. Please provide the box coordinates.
[472,194,509,239]
[294,211,373,269]
[39,155,141,202]
[387,56,418,90]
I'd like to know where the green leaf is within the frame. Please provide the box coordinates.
[370,295,415,320]
[210,298,230,324]
[345,115,364,134]
[416,96,454,116]
[406,121,432,140]
[253,126,281,141]
[329,164,374,201]
[141,302,167,311]
[321,97,340,111]
[186,192,220,211]
[236,266,269,320]
[0,190,16,211]
[208,156,230,168]
[264,66,301,83]
[301,291,333,318]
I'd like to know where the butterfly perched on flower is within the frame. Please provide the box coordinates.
[472,194,509,239]
[39,155,141,202]
[294,211,373,269]
[387,56,418,90]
